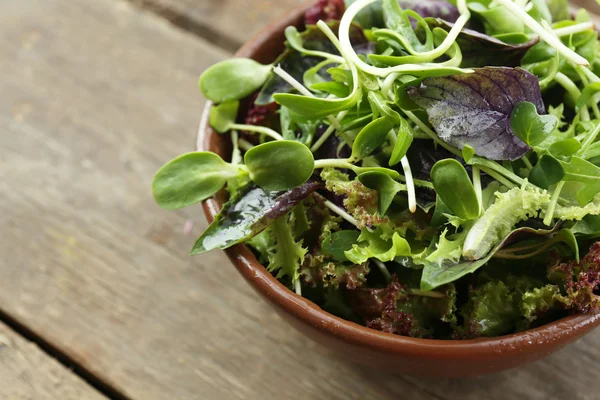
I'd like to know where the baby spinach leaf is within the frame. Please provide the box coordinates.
[461,144,476,162]
[351,117,395,160]
[527,0,552,24]
[521,42,557,65]
[274,87,363,119]
[562,156,600,205]
[431,195,452,227]
[431,159,480,220]
[358,171,406,215]
[199,58,272,103]
[571,215,600,238]
[382,0,434,53]
[468,2,524,35]
[528,155,564,189]
[344,0,384,29]
[245,141,315,191]
[395,78,424,111]
[310,81,350,97]
[152,152,240,210]
[209,101,239,133]
[510,101,558,147]
[546,0,569,21]
[421,223,559,290]
[554,228,579,261]
[407,67,545,161]
[191,182,321,254]
[389,116,414,166]
[322,230,361,262]
[548,138,581,159]
[368,91,401,123]
[425,18,538,67]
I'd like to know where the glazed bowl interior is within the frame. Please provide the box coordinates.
[197,3,600,377]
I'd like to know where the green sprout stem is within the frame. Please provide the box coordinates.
[522,157,533,170]
[577,117,600,153]
[314,158,356,170]
[230,130,242,165]
[238,138,254,151]
[229,123,284,141]
[316,20,362,105]
[273,65,342,129]
[294,279,302,296]
[494,0,589,66]
[592,102,600,120]
[543,181,565,226]
[551,22,595,37]
[472,166,483,214]
[400,156,417,213]
[404,111,462,156]
[479,166,516,189]
[555,72,590,121]
[310,110,350,153]
[316,193,359,226]
[382,72,400,96]
[339,0,473,77]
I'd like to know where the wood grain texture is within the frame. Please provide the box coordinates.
[0,322,107,400]
[2,0,600,400]
[126,0,307,49]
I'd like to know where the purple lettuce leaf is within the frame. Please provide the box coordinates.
[191,181,321,254]
[345,0,458,28]
[426,18,539,67]
[400,0,459,22]
[406,67,545,161]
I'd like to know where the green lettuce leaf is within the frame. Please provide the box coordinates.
[266,215,307,282]
[345,225,412,264]
[459,281,522,337]
[521,284,567,322]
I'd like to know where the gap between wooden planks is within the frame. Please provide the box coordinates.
[0,321,108,400]
[1,0,600,399]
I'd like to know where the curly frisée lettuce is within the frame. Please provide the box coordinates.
[152,0,600,339]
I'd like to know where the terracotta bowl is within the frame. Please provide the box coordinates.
[197,4,600,378]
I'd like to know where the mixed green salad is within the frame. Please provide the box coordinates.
[152,0,600,338]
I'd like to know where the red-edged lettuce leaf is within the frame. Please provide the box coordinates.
[407,67,545,161]
[426,18,539,67]
[305,0,346,25]
[191,182,321,254]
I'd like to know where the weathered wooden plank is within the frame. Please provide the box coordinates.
[126,0,306,49]
[0,322,108,400]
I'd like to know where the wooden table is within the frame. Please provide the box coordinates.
[2,0,600,399]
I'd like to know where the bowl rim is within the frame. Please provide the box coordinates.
[197,2,600,358]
